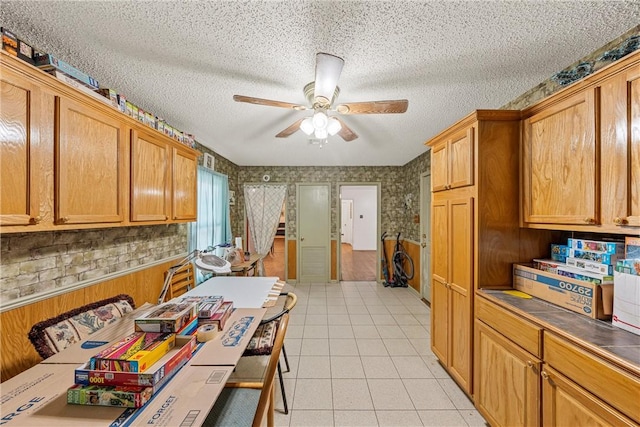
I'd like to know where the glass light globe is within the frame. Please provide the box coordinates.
[312,111,328,130]
[314,128,328,139]
[327,117,342,136]
[300,117,314,135]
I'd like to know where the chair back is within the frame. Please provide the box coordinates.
[163,262,195,302]
[252,312,289,427]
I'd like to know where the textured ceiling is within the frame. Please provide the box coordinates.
[2,1,639,166]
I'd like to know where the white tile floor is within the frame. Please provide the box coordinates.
[230,281,488,427]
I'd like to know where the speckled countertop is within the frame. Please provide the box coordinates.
[478,289,640,375]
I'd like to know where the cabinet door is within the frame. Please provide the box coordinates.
[431,142,448,192]
[0,68,40,226]
[447,197,474,393]
[522,90,598,225]
[430,127,474,193]
[448,126,474,190]
[600,64,640,229]
[130,128,169,222]
[475,320,541,427]
[430,199,449,362]
[56,97,126,224]
[627,65,640,227]
[542,366,637,427]
[172,145,197,221]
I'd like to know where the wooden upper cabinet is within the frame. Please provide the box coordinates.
[431,126,474,192]
[0,67,40,226]
[601,63,640,230]
[130,128,170,222]
[522,90,598,226]
[172,145,197,221]
[56,96,127,225]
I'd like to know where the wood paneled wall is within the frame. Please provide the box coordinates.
[0,258,177,382]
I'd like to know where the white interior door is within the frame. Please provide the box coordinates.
[420,173,432,302]
[341,199,353,245]
[297,183,330,283]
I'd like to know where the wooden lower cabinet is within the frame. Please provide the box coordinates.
[474,320,541,427]
[541,365,637,427]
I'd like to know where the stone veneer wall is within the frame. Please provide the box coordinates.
[3,27,636,306]
[0,224,187,304]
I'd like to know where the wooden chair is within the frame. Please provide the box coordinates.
[241,291,297,414]
[203,313,290,427]
[161,262,195,302]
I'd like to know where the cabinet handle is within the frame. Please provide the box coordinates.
[613,217,628,225]
[583,217,596,224]
[526,361,533,369]
[165,216,169,220]
[30,216,42,224]
[541,371,549,380]
[60,217,69,224]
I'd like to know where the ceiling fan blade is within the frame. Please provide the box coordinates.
[233,95,307,111]
[334,118,358,142]
[275,118,305,138]
[336,99,408,114]
[313,53,344,106]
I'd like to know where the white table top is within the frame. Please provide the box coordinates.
[186,276,280,308]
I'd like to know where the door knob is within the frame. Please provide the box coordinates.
[300,237,305,241]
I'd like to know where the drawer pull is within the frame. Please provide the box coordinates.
[584,217,596,224]
[60,217,69,224]
[30,216,42,224]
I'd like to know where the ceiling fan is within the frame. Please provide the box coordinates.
[233,53,408,142]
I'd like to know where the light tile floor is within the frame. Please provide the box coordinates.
[230,281,488,427]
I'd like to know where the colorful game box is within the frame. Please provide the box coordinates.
[67,384,152,408]
[135,301,198,333]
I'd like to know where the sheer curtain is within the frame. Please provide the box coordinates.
[189,166,232,284]
[244,184,287,277]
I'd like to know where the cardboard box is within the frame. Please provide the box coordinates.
[567,238,624,255]
[41,303,157,364]
[513,263,613,320]
[190,307,265,366]
[51,70,111,104]
[75,335,195,389]
[134,301,197,333]
[625,236,640,259]
[550,244,569,262]
[90,333,176,373]
[568,248,621,265]
[198,301,233,331]
[67,384,152,408]
[34,53,99,90]
[612,270,640,336]
[566,256,614,275]
[616,259,640,276]
[123,365,232,426]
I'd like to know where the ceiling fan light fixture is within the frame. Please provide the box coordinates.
[327,117,342,136]
[314,53,344,107]
[300,117,314,135]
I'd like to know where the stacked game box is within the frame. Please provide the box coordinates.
[134,301,198,333]
[89,331,175,372]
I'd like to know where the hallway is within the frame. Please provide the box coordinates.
[230,280,486,426]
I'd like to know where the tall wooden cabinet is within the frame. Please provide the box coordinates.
[0,66,41,226]
[426,110,529,396]
[521,49,640,233]
[0,51,200,233]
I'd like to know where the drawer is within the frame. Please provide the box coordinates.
[476,295,542,357]
[544,332,640,423]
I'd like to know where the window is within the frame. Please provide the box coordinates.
[189,166,232,283]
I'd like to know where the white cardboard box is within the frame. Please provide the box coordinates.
[612,270,640,336]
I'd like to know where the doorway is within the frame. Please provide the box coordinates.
[420,172,432,302]
[339,184,379,282]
